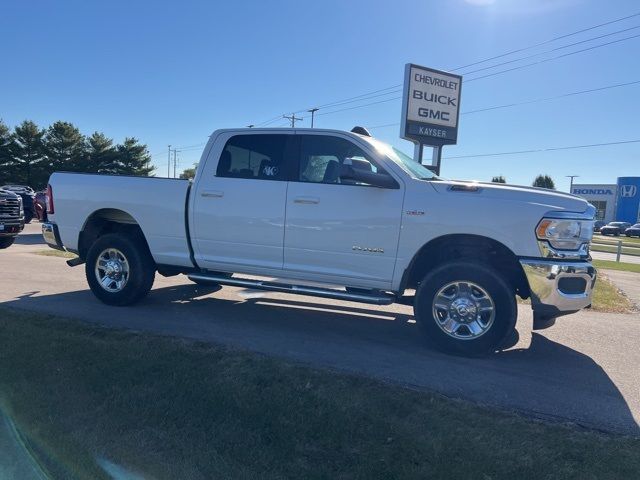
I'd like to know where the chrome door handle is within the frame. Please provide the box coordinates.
[201,191,224,198]
[293,196,319,204]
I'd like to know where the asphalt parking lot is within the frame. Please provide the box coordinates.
[1,223,639,435]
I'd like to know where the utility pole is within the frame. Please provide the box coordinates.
[173,149,178,178]
[167,145,171,178]
[308,108,319,128]
[566,175,579,193]
[283,113,303,128]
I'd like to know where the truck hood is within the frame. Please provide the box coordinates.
[429,180,591,215]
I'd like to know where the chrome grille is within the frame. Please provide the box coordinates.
[0,196,21,223]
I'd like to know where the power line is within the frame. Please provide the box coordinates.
[305,25,640,119]
[461,79,640,114]
[459,24,640,76]
[311,85,402,111]
[365,78,640,129]
[249,11,640,126]
[465,32,640,83]
[175,141,207,150]
[251,32,640,124]
[443,139,640,160]
[316,96,402,116]
[450,11,640,71]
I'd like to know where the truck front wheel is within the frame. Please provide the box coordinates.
[414,261,517,356]
[85,233,155,306]
[0,237,16,249]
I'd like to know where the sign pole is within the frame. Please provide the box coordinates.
[414,143,424,164]
[432,146,442,176]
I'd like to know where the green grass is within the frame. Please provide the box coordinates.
[0,308,639,480]
[591,275,633,313]
[33,249,78,258]
[593,232,640,246]
[518,275,632,313]
[594,259,640,274]
[591,244,640,257]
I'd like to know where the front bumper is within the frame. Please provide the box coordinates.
[0,221,24,236]
[42,222,65,251]
[519,259,596,318]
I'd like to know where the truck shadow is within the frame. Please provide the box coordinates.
[14,233,45,245]
[3,283,639,436]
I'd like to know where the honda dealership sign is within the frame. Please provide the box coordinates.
[401,63,462,146]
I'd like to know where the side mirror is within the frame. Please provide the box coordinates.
[339,160,398,189]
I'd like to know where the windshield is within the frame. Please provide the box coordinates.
[363,137,440,180]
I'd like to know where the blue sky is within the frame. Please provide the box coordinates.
[1,0,638,190]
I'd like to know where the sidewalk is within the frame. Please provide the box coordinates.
[601,269,640,311]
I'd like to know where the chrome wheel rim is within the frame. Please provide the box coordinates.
[95,248,130,293]
[432,281,495,340]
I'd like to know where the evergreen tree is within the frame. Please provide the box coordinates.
[0,120,13,185]
[43,121,86,173]
[115,137,153,176]
[491,175,506,183]
[532,174,556,190]
[11,120,46,187]
[86,132,118,173]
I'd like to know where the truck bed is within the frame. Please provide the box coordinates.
[49,173,193,267]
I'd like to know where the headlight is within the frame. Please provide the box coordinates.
[536,218,594,250]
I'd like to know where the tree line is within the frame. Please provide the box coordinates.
[0,119,153,189]
[491,174,556,189]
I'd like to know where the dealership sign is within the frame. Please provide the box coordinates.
[401,63,462,146]
[620,185,638,198]
[572,188,614,195]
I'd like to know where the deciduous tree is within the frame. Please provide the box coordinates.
[179,164,197,180]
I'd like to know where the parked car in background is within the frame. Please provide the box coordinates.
[625,223,640,237]
[43,127,597,356]
[0,188,25,249]
[593,220,605,232]
[1,185,36,224]
[34,190,48,222]
[600,221,632,236]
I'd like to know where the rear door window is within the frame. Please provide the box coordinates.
[216,134,291,181]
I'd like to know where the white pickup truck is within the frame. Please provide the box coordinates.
[42,127,596,355]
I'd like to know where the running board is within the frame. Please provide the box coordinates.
[187,273,396,305]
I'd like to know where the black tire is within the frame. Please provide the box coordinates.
[414,261,517,356]
[24,211,33,224]
[0,237,15,249]
[85,233,155,306]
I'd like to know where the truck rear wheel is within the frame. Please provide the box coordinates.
[85,233,155,306]
[414,261,517,356]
